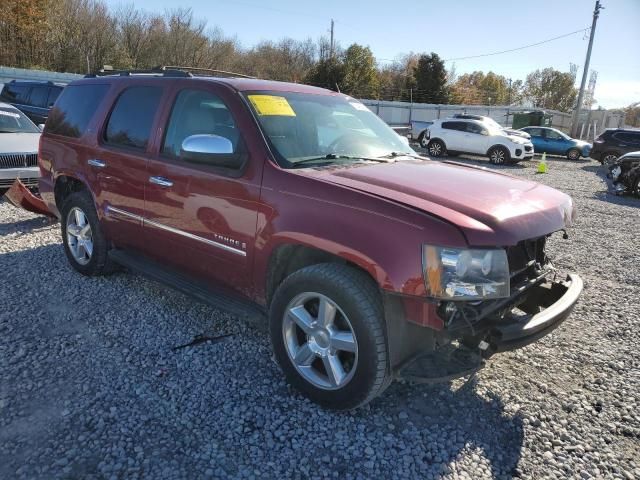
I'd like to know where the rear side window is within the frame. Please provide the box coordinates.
[104,86,163,150]
[2,84,30,103]
[29,86,49,108]
[442,121,465,131]
[613,132,640,144]
[45,84,109,138]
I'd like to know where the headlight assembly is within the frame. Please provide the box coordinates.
[423,245,510,300]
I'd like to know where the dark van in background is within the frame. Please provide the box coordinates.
[0,80,64,125]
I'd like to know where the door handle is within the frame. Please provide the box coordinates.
[87,158,106,168]
[149,176,173,187]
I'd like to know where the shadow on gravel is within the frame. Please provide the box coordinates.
[359,378,525,478]
[0,216,58,236]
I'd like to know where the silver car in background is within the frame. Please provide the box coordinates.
[0,102,41,195]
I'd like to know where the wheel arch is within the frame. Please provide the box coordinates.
[264,242,382,308]
[54,174,91,210]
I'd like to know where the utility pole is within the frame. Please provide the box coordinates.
[329,19,335,59]
[508,78,512,105]
[571,0,603,137]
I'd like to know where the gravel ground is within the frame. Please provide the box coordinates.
[1,155,639,480]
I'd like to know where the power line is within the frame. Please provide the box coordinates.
[444,27,590,62]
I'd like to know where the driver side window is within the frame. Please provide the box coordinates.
[162,89,239,158]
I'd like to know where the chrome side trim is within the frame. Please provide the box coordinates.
[105,205,143,226]
[105,205,246,257]
[144,219,247,257]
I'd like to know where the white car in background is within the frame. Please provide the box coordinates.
[0,102,41,195]
[425,118,534,164]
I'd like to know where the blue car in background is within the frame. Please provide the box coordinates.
[519,126,591,160]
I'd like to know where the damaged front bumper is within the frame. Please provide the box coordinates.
[393,271,583,383]
[475,273,583,356]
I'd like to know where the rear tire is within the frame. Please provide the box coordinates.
[427,139,445,157]
[61,190,115,276]
[269,264,390,410]
[567,148,581,161]
[488,145,510,165]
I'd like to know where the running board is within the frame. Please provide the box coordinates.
[108,249,265,319]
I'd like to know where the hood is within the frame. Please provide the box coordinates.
[0,132,40,154]
[296,160,574,246]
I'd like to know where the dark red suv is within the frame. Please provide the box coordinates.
[37,68,583,409]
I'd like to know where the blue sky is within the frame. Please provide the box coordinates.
[105,0,640,108]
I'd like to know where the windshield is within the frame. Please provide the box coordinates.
[244,91,415,167]
[0,107,40,133]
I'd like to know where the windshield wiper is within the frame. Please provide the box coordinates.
[291,154,393,168]
[377,151,426,160]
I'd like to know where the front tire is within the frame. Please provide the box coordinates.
[488,145,510,165]
[269,264,389,410]
[61,190,115,276]
[567,148,581,160]
[427,139,445,157]
[601,151,619,165]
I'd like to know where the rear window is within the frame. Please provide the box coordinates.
[104,86,163,150]
[45,84,110,138]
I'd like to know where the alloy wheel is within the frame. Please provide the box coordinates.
[491,149,505,164]
[603,153,618,165]
[282,292,358,390]
[66,207,93,265]
[429,142,442,156]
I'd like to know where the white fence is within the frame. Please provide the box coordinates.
[0,66,82,86]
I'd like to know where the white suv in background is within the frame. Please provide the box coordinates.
[425,118,534,164]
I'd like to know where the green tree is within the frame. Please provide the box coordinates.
[305,57,344,91]
[524,68,577,112]
[340,44,379,98]
[413,52,449,104]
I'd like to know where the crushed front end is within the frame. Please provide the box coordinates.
[435,235,583,358]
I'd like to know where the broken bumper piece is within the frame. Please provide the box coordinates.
[483,273,583,355]
[4,178,55,217]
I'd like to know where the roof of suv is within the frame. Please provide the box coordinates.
[72,74,339,96]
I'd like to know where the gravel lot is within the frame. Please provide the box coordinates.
[1,155,639,479]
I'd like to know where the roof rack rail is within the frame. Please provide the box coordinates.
[84,66,192,78]
[162,66,254,79]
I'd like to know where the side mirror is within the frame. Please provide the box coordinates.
[180,134,244,169]
[38,124,45,131]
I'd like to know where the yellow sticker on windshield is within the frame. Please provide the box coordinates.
[248,95,296,116]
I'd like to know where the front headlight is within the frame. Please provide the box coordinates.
[423,245,510,300]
